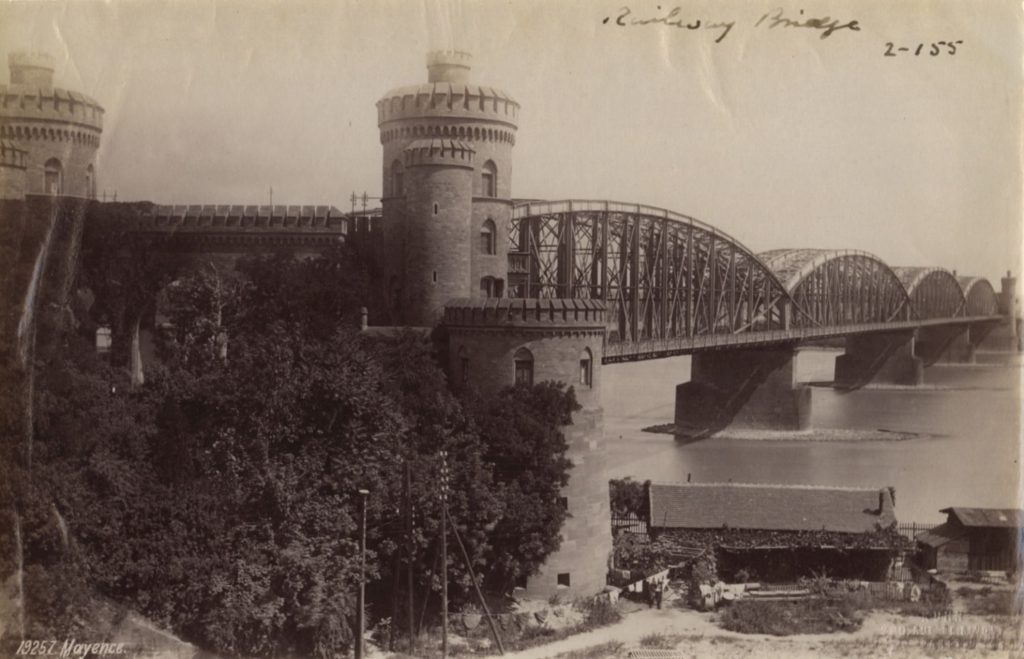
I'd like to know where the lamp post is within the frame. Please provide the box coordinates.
[356,488,369,659]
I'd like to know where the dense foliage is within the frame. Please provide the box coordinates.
[18,227,577,657]
[609,477,649,521]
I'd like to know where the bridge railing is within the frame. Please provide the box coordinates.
[603,315,1006,363]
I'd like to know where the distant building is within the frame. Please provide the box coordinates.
[916,507,1023,573]
[648,482,904,581]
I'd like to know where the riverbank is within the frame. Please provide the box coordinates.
[642,424,933,442]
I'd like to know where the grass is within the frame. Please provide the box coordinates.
[552,641,626,658]
[955,586,1021,616]
[639,632,683,648]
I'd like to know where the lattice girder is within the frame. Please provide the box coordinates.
[511,201,792,343]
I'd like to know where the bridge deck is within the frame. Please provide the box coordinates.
[603,315,1005,363]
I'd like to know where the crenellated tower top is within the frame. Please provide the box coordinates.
[377,51,519,132]
[1,51,104,132]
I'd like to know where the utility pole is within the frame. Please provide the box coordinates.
[356,489,369,659]
[404,461,415,654]
[440,451,449,659]
[450,512,505,655]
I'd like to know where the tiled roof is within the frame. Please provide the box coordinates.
[942,507,1024,528]
[648,482,897,534]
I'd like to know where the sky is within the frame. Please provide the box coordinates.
[1,0,1021,283]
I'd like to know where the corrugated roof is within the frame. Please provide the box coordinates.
[649,482,897,534]
[942,507,1024,528]
[915,522,965,548]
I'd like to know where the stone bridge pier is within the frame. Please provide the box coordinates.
[834,331,922,389]
[674,345,811,437]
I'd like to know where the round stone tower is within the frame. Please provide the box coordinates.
[444,299,613,599]
[0,139,28,200]
[0,51,104,199]
[377,51,519,326]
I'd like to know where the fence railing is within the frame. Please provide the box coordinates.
[612,512,648,536]
[898,522,936,541]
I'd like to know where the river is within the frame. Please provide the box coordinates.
[602,348,1022,524]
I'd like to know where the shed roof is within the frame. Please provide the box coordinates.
[941,507,1024,528]
[648,482,896,534]
[915,522,966,548]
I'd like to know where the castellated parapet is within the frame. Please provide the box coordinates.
[445,297,612,599]
[0,51,104,199]
[376,52,518,326]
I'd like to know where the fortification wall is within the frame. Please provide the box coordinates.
[444,297,611,598]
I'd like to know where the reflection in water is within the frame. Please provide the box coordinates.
[602,349,1021,524]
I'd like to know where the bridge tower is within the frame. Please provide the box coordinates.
[445,299,612,599]
[0,52,104,199]
[376,51,519,326]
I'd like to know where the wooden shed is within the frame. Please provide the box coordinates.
[916,507,1023,573]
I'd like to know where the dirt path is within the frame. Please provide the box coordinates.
[500,607,1019,659]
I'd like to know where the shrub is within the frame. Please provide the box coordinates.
[719,597,864,635]
[580,596,622,628]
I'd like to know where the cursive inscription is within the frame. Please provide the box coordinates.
[602,6,862,43]
[603,6,736,43]
[754,7,860,39]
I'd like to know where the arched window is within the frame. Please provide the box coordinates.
[44,158,62,195]
[480,219,496,254]
[481,160,497,197]
[513,347,534,387]
[391,160,404,197]
[480,277,504,298]
[85,164,95,199]
[579,347,593,388]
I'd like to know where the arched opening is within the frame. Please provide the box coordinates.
[480,219,496,254]
[481,160,497,197]
[391,160,404,197]
[85,164,95,199]
[44,158,63,195]
[579,347,593,388]
[513,347,534,387]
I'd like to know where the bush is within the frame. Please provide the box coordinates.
[580,597,622,628]
[719,597,865,635]
[639,632,681,648]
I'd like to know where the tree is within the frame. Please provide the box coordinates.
[24,243,575,657]
[610,477,650,521]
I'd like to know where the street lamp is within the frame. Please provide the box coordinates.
[356,488,369,659]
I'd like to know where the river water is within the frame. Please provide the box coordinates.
[602,349,1022,524]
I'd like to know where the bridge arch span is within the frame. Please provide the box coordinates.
[893,267,965,319]
[959,276,999,316]
[509,200,792,343]
[758,249,911,327]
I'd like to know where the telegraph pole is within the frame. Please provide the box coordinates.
[440,451,449,659]
[356,489,369,659]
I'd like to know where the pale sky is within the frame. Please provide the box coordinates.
[2,0,1021,283]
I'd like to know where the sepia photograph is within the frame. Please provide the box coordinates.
[0,1,1021,657]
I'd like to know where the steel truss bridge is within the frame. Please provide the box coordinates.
[507,200,1004,363]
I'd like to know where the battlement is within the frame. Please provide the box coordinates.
[404,138,475,168]
[427,50,473,84]
[137,204,350,234]
[9,52,55,87]
[444,297,607,330]
[1,84,104,131]
[0,139,27,169]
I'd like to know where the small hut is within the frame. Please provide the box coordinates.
[916,507,1023,573]
[648,482,905,582]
